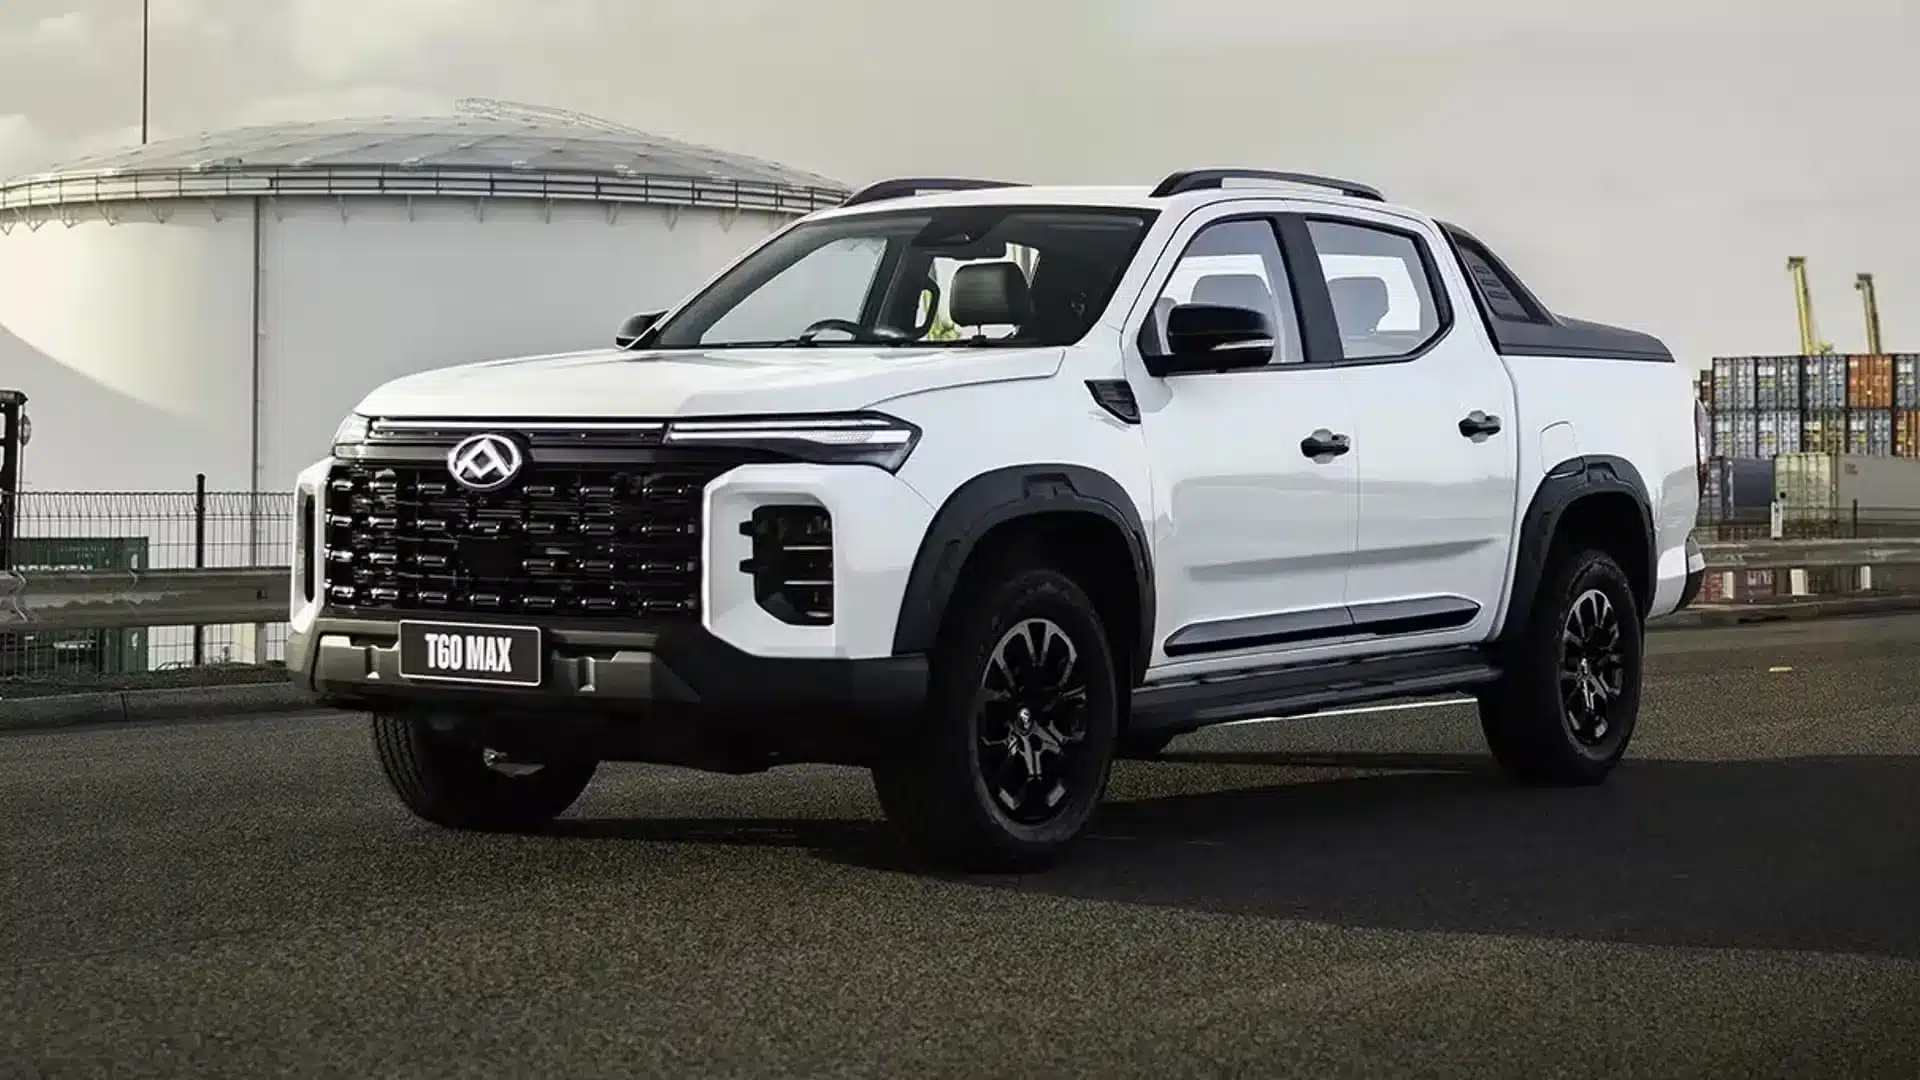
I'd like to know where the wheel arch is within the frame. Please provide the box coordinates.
[891,464,1155,684]
[1495,454,1656,641]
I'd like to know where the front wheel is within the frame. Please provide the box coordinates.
[872,561,1120,873]
[371,713,598,830]
[1478,547,1644,785]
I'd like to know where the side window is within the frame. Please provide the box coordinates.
[1304,219,1447,361]
[1149,218,1305,365]
[1450,232,1546,323]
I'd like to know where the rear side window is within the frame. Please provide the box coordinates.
[1303,219,1448,361]
[1449,232,1548,324]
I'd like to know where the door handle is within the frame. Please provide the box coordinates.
[1300,429,1351,461]
[1458,411,1502,439]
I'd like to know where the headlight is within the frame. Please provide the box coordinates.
[662,413,920,472]
[332,413,369,452]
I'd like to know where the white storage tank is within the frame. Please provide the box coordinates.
[0,101,845,669]
[0,100,847,498]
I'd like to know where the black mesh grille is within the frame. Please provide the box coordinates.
[322,458,737,622]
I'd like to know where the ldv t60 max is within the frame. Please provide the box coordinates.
[288,168,1708,872]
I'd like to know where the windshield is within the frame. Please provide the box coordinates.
[649,205,1157,349]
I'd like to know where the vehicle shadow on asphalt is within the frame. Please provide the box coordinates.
[557,750,1920,961]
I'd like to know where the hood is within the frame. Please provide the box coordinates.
[356,345,1065,419]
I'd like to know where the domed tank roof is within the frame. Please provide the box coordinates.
[1,100,849,216]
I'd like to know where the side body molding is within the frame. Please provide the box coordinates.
[890,464,1156,681]
[1495,454,1656,642]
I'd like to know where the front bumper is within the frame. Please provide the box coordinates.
[290,614,928,767]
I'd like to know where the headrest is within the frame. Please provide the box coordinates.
[1328,276,1390,334]
[1190,273,1276,325]
[949,262,1032,327]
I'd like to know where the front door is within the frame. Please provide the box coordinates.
[1127,213,1359,672]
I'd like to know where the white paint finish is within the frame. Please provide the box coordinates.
[1332,209,1521,647]
[284,180,1703,706]
[259,197,788,491]
[1539,420,1579,469]
[0,201,257,491]
[883,345,1154,533]
[703,462,934,660]
[1137,366,1357,649]
[356,344,1063,421]
[1492,352,1700,622]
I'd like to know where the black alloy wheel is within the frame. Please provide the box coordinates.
[1560,587,1628,747]
[870,560,1120,873]
[975,617,1094,825]
[1478,547,1643,785]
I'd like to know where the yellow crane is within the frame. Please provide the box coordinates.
[1787,256,1835,354]
[1855,272,1883,354]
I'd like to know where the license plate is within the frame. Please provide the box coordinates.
[397,620,543,688]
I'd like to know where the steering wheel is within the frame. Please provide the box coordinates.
[796,318,870,342]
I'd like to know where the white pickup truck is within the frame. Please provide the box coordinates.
[290,168,1707,872]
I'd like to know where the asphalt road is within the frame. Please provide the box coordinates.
[5,616,1919,1080]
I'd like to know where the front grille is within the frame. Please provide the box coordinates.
[322,457,738,622]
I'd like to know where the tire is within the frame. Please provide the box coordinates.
[871,559,1121,873]
[1478,546,1644,785]
[370,712,598,831]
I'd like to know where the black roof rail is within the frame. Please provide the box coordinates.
[840,176,1028,207]
[1151,168,1384,202]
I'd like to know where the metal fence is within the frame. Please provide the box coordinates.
[2,480,294,680]
[1693,503,1920,542]
[7,482,1920,686]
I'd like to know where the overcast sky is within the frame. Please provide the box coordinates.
[3,0,1916,369]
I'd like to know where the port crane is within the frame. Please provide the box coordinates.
[1855,272,1883,355]
[1786,256,1835,354]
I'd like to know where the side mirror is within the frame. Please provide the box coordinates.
[1150,303,1274,375]
[615,310,665,349]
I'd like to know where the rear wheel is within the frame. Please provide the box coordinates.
[371,713,598,830]
[1479,547,1643,785]
[872,560,1120,873]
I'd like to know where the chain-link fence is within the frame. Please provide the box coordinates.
[7,480,1920,688]
[2,480,294,684]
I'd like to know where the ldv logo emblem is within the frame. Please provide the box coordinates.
[446,433,525,492]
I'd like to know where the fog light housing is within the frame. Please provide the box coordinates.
[740,505,833,626]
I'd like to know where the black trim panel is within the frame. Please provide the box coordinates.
[1085,379,1141,424]
[1438,223,1674,363]
[841,177,1027,207]
[1495,454,1656,642]
[1151,168,1385,202]
[1162,595,1480,657]
[1676,535,1704,611]
[289,617,928,769]
[1131,645,1499,733]
[890,465,1156,680]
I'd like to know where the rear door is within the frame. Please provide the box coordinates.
[1285,209,1521,649]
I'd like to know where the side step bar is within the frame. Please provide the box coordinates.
[1129,646,1500,734]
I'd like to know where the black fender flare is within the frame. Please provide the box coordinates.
[891,464,1156,681]
[1495,454,1656,641]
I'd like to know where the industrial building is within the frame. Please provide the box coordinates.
[0,101,846,672]
[0,100,848,497]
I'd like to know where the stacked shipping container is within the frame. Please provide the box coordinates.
[1708,353,1920,460]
